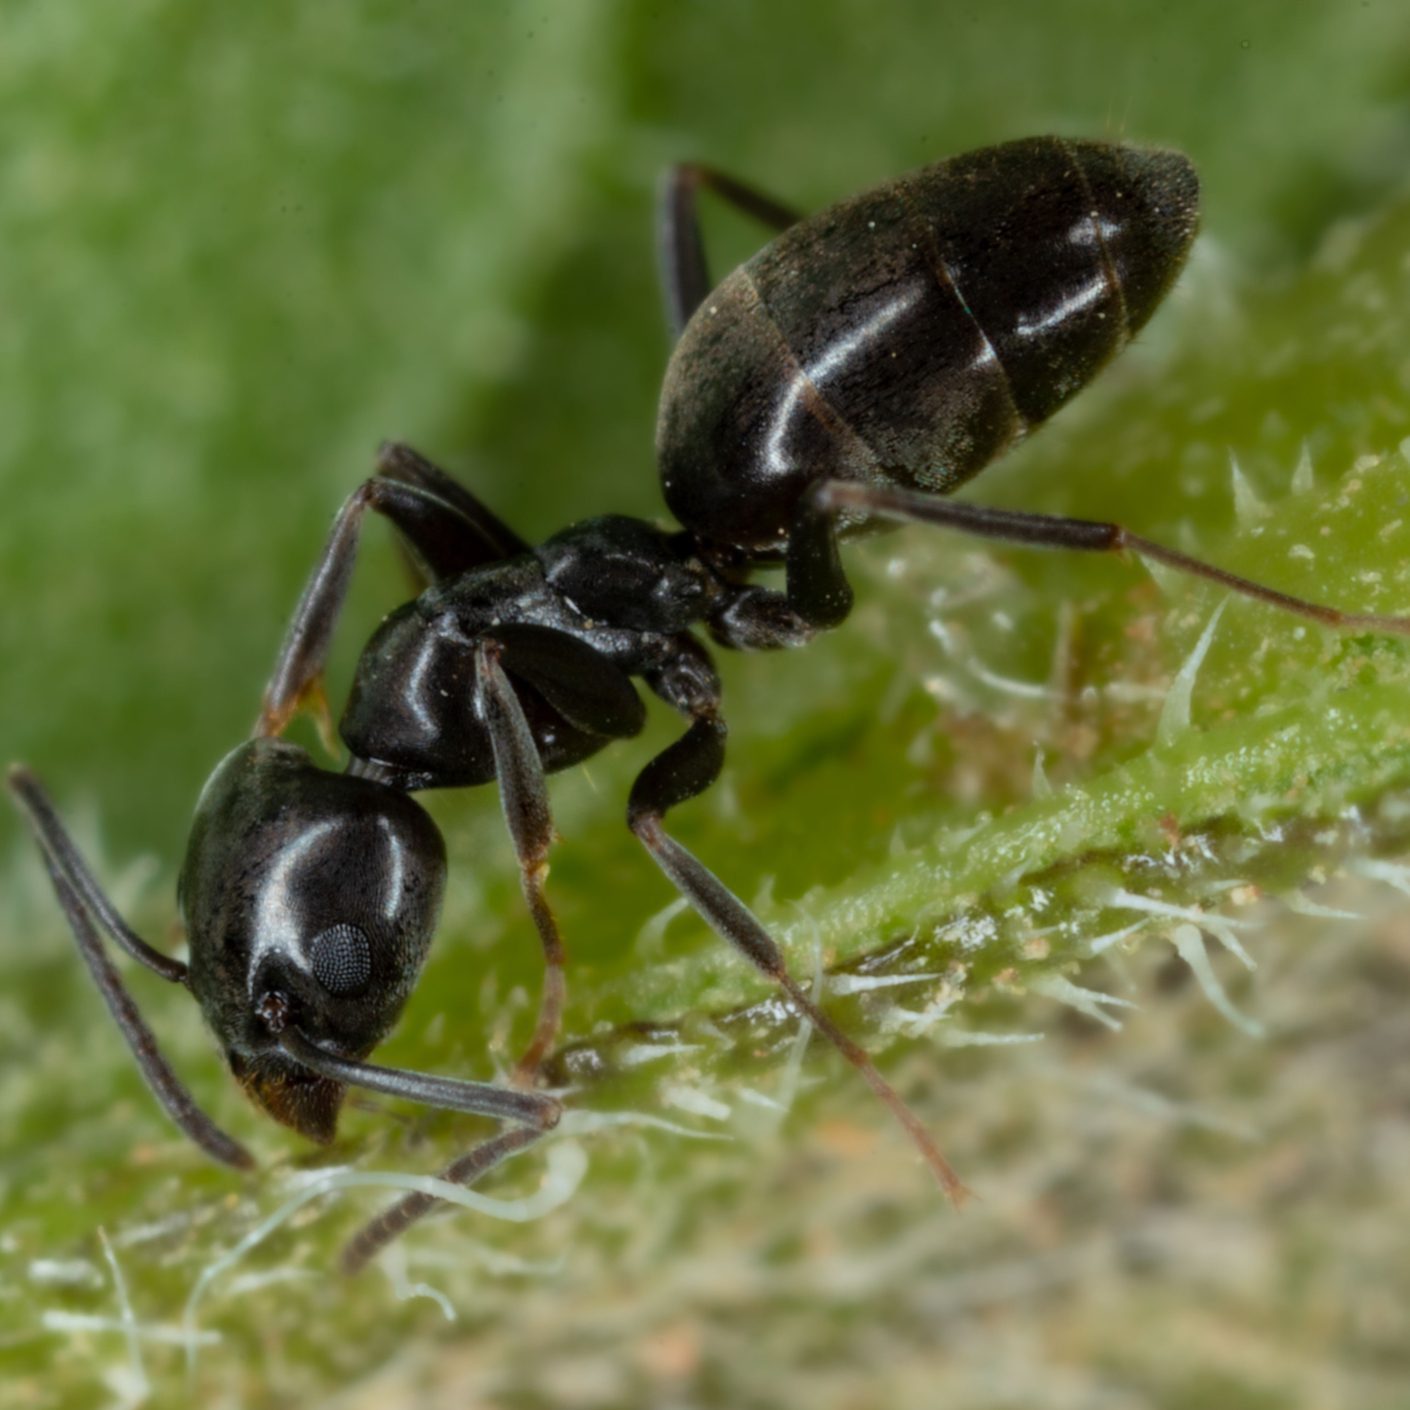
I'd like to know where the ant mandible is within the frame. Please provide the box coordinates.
[12,137,1409,1274]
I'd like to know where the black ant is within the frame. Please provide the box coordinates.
[12,137,1409,1274]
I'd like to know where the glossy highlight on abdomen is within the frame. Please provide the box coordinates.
[656,137,1199,556]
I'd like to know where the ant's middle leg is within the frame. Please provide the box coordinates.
[625,643,969,1203]
[784,478,1410,637]
[659,162,803,339]
[259,460,528,739]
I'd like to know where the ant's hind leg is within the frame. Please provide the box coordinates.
[625,658,968,1203]
[659,163,802,338]
[810,479,1410,637]
[259,469,526,739]
[709,491,855,646]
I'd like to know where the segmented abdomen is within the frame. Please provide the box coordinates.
[657,136,1198,554]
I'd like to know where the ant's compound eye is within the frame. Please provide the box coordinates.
[309,923,373,997]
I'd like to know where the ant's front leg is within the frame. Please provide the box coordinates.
[341,630,645,1269]
[626,640,968,1203]
[340,1122,549,1275]
[375,442,529,571]
[471,637,568,1084]
[783,478,1410,637]
[277,1007,562,1274]
[258,448,529,739]
[472,625,646,1078]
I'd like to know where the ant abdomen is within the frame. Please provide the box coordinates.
[657,137,1200,557]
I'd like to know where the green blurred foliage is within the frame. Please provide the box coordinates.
[4,2,1410,1407]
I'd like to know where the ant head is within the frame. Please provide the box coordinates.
[179,738,446,1142]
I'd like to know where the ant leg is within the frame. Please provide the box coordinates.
[472,639,570,1083]
[7,767,255,1169]
[338,635,644,1270]
[811,480,1410,636]
[259,470,525,739]
[279,1029,560,1127]
[341,1123,548,1275]
[659,163,803,338]
[275,1029,560,1273]
[472,629,644,1077]
[785,490,855,628]
[375,442,529,573]
[625,657,968,1202]
[708,490,854,647]
[485,624,647,741]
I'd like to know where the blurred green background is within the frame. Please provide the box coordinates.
[5,2,1410,1407]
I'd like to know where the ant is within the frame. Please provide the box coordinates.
[12,136,1410,1274]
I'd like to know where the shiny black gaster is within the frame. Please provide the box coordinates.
[657,138,1198,554]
